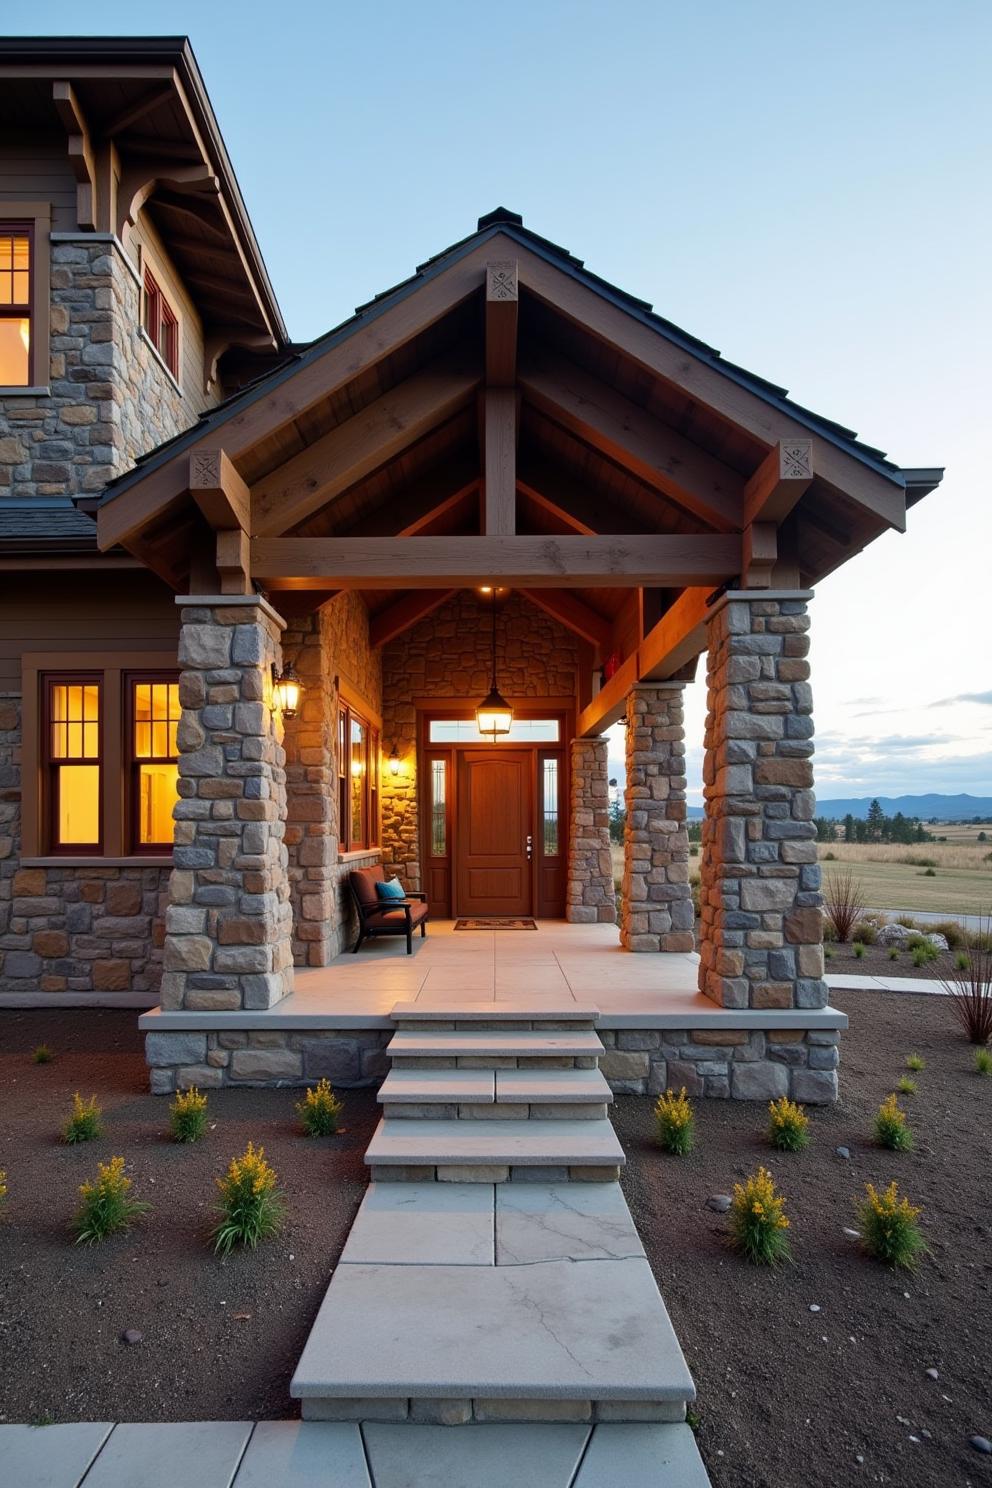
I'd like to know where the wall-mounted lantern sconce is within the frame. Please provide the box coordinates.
[388,749,401,777]
[271,662,303,719]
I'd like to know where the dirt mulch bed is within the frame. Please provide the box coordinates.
[616,989,992,1488]
[0,1009,379,1424]
[825,937,964,980]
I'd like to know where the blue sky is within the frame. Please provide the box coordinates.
[21,1,992,801]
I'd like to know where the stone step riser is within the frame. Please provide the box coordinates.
[368,1164,623,1183]
[391,1055,601,1070]
[383,1102,610,1121]
[301,1397,688,1425]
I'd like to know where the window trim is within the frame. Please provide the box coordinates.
[337,697,381,856]
[142,268,180,381]
[44,673,103,855]
[21,651,178,865]
[127,671,181,855]
[0,202,50,393]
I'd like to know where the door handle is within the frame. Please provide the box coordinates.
[526,834,533,860]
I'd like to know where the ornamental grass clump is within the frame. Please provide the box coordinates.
[296,1078,344,1137]
[212,1141,285,1254]
[654,1087,694,1155]
[905,1053,925,1072]
[896,1076,917,1096]
[32,1045,54,1064]
[729,1167,791,1265]
[62,1092,102,1144]
[874,1093,913,1151]
[768,1096,810,1152]
[974,1047,992,1076]
[73,1156,149,1245]
[941,916,992,1045]
[169,1086,208,1144]
[857,1180,925,1269]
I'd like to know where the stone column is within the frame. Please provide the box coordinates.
[620,684,694,952]
[566,738,616,924]
[697,592,826,1010]
[282,614,336,966]
[161,595,294,1011]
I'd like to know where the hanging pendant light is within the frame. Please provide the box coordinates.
[476,587,513,740]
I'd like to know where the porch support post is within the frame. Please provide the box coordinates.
[162,594,294,1011]
[620,684,695,952]
[282,613,335,966]
[566,738,616,924]
[697,591,827,1012]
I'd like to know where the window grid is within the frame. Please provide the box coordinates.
[430,759,447,857]
[131,678,181,851]
[142,270,178,379]
[0,223,31,387]
[542,757,560,857]
[46,677,101,851]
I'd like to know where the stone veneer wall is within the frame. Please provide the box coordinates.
[566,739,616,924]
[282,593,383,965]
[162,598,294,1012]
[620,684,694,952]
[0,239,196,499]
[599,1026,839,1102]
[697,594,826,1011]
[380,591,580,892]
[145,1026,392,1095]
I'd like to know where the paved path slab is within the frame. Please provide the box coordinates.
[80,1421,252,1488]
[340,1183,495,1266]
[496,1183,644,1264]
[387,1029,604,1058]
[234,1421,370,1487]
[291,1259,694,1403]
[365,1117,624,1168]
[574,1422,711,1486]
[379,1068,495,1103]
[0,1423,113,1488]
[496,1068,612,1103]
[361,1422,590,1488]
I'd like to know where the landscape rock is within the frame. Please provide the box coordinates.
[836,1146,852,1159]
[122,1329,143,1345]
[706,1194,732,1213]
[877,923,915,947]
[926,932,949,951]
[925,1368,939,1380]
[970,1436,992,1455]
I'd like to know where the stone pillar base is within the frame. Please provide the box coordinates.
[620,685,694,952]
[566,738,617,924]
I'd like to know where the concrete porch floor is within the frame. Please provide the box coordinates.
[157,921,845,1032]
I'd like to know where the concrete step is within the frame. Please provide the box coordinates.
[391,1001,600,1025]
[360,1421,711,1487]
[378,1066,612,1120]
[387,1029,604,1069]
[364,1116,624,1181]
[291,1258,695,1423]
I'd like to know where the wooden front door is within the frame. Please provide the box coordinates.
[455,749,532,916]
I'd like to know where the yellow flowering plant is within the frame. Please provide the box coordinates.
[767,1096,810,1152]
[170,1086,208,1144]
[211,1141,285,1253]
[296,1078,344,1137]
[857,1181,925,1269]
[874,1093,913,1151]
[654,1087,695,1155]
[729,1166,791,1265]
[73,1156,150,1245]
[62,1091,103,1144]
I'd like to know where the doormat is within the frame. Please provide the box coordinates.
[454,917,538,931]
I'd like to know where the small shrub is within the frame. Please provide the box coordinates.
[956,952,969,971]
[823,868,867,943]
[857,1180,925,1269]
[654,1087,694,1155]
[824,945,834,960]
[920,867,937,878]
[170,1086,208,1144]
[941,917,992,1045]
[824,850,837,861]
[853,942,866,959]
[62,1092,102,1144]
[73,1156,149,1245]
[929,920,966,950]
[975,1048,992,1076]
[296,1078,344,1137]
[768,1096,810,1152]
[906,1053,925,1071]
[32,1045,54,1064]
[896,915,917,929]
[874,1093,913,1151]
[729,1167,791,1265]
[896,1076,917,1096]
[889,948,900,961]
[852,919,880,946]
[212,1142,285,1254]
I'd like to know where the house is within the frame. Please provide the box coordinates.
[0,36,943,1099]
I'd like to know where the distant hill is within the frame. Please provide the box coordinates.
[813,794,992,821]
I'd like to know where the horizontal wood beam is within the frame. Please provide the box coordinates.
[743,440,813,527]
[486,260,518,386]
[251,533,741,590]
[519,589,613,652]
[252,356,482,539]
[188,449,250,532]
[519,350,743,533]
[369,590,457,648]
[576,652,640,736]
[483,388,516,535]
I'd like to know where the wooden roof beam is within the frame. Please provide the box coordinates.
[188,449,250,532]
[743,439,813,527]
[369,590,458,648]
[104,82,175,137]
[483,388,516,535]
[519,589,613,652]
[517,479,596,535]
[251,532,740,590]
[518,349,744,533]
[52,81,96,231]
[486,260,518,386]
[251,356,482,539]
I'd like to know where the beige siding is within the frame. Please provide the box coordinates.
[0,134,77,229]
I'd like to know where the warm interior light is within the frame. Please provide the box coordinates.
[476,686,513,739]
[271,662,303,719]
[388,751,401,777]
[351,757,365,778]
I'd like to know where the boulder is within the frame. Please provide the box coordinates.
[877,922,915,947]
[926,932,949,951]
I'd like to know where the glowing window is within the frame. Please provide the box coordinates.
[430,758,447,856]
[542,757,560,857]
[132,679,180,848]
[48,679,100,848]
[428,718,560,744]
[0,225,31,387]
